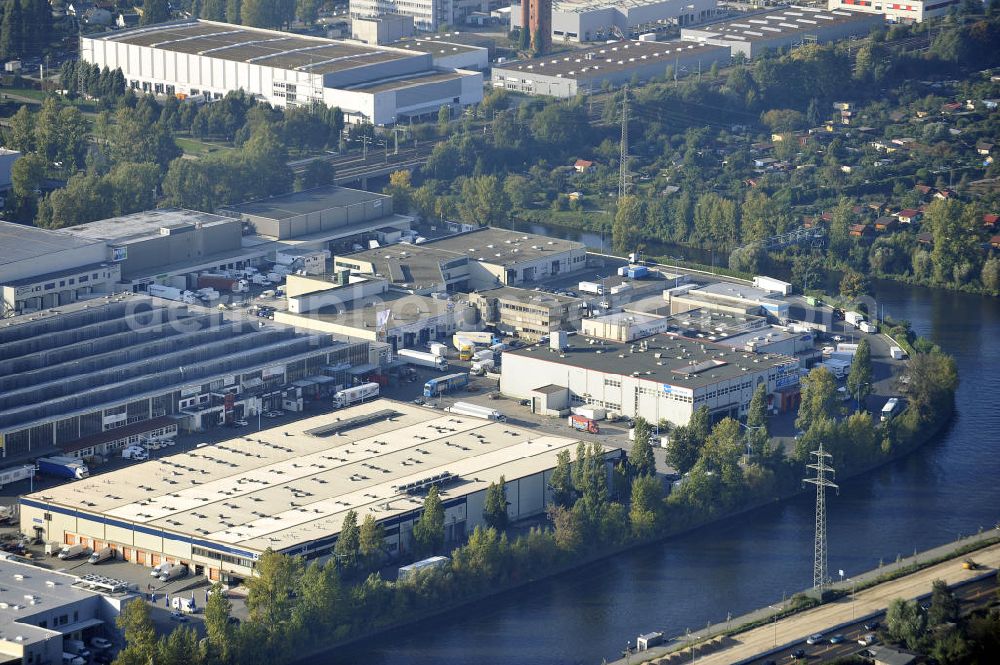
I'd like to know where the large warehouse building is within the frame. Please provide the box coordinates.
[333,227,588,293]
[491,38,731,97]
[500,334,800,425]
[81,19,483,125]
[0,221,122,317]
[20,401,622,583]
[512,0,718,43]
[827,0,957,23]
[680,6,883,59]
[0,295,373,463]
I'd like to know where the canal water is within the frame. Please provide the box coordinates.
[327,268,1000,664]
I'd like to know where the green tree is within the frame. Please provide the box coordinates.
[503,173,537,210]
[530,101,589,150]
[927,579,959,626]
[925,199,978,285]
[458,174,509,227]
[981,256,1000,293]
[665,425,700,474]
[701,418,744,482]
[437,105,451,132]
[10,152,45,200]
[245,549,303,631]
[906,351,959,420]
[141,0,171,25]
[0,0,24,60]
[613,194,644,255]
[629,474,664,538]
[412,485,445,556]
[7,105,34,153]
[334,509,360,569]
[629,417,656,477]
[107,162,160,216]
[839,270,870,300]
[384,170,413,213]
[201,0,227,20]
[297,158,335,190]
[114,599,156,665]
[886,598,927,650]
[483,476,509,531]
[548,449,576,508]
[156,625,202,665]
[796,366,841,432]
[745,383,770,456]
[846,338,873,408]
[296,0,322,23]
[358,514,385,569]
[827,197,854,261]
[204,584,234,663]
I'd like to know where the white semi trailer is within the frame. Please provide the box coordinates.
[398,349,449,371]
[446,401,506,422]
[333,382,380,408]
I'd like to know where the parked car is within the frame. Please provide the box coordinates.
[262,410,283,418]
[863,620,880,631]
[792,649,806,659]
[806,633,824,645]
[89,637,112,651]
[858,633,877,646]
[829,634,845,644]
[169,611,189,622]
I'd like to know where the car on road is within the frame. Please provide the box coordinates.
[829,634,845,644]
[832,335,843,342]
[519,399,531,406]
[858,633,877,646]
[805,633,824,645]
[412,398,425,405]
[262,410,284,418]
[169,611,189,622]
[792,648,806,659]
[863,620,880,631]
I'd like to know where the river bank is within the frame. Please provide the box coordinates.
[298,393,955,664]
[321,277,999,665]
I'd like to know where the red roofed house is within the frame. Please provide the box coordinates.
[983,214,998,229]
[574,159,595,173]
[914,184,934,197]
[991,235,1000,250]
[896,209,922,224]
[934,189,956,200]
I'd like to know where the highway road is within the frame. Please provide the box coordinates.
[630,541,1000,665]
[742,574,998,665]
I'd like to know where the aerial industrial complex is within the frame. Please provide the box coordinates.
[0,296,373,463]
[332,227,589,292]
[20,401,621,582]
[81,19,483,125]
[512,0,719,43]
[500,333,800,426]
[496,6,881,96]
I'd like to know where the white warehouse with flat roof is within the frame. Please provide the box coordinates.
[20,400,622,583]
[81,19,483,125]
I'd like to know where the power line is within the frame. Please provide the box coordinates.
[803,440,838,592]
[619,85,630,199]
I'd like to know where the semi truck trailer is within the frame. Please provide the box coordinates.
[36,456,89,480]
[423,373,469,398]
[398,349,449,371]
[333,382,380,408]
[446,401,506,422]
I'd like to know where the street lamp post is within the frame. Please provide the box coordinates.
[768,604,781,647]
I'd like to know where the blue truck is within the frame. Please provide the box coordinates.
[36,456,89,480]
[423,372,470,398]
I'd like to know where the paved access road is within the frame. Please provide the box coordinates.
[639,542,1000,665]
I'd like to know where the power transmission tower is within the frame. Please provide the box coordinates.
[804,440,838,592]
[618,85,630,199]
